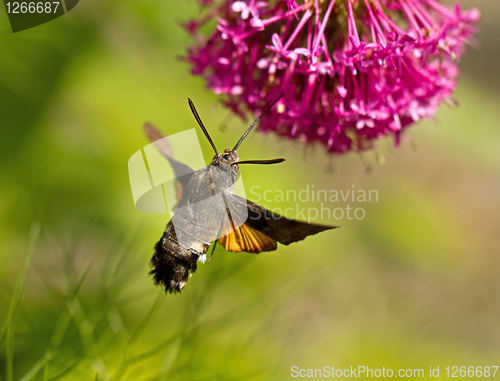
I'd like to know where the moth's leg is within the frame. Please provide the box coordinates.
[208,241,217,263]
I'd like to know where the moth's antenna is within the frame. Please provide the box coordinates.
[232,158,285,166]
[232,94,283,151]
[188,98,218,155]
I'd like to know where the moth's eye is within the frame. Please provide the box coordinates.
[223,153,231,160]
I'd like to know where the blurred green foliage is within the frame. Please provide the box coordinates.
[1,0,499,380]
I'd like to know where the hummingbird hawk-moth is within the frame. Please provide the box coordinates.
[145,97,338,293]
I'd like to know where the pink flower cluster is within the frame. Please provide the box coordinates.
[185,0,479,154]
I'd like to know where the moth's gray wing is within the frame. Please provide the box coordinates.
[144,122,194,201]
[229,194,339,245]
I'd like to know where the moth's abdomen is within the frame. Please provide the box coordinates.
[150,221,210,293]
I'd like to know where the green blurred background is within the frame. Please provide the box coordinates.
[1,0,499,380]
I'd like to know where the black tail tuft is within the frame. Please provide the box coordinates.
[149,239,198,294]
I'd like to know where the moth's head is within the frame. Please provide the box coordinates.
[187,97,283,170]
[211,149,240,169]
